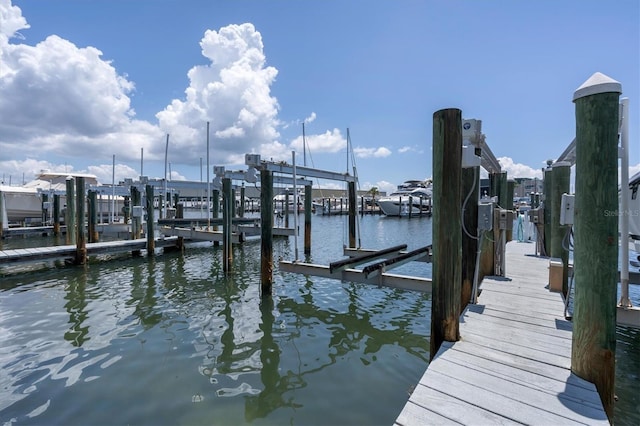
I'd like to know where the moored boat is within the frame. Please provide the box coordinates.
[377,180,432,217]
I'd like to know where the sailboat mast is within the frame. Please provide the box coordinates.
[302,122,307,167]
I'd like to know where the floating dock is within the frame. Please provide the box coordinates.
[0,237,178,266]
[395,241,609,425]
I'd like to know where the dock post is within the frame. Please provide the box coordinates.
[304,184,312,255]
[53,194,60,236]
[212,189,219,246]
[240,184,245,218]
[571,73,621,420]
[506,179,515,241]
[231,188,236,219]
[461,164,479,309]
[145,184,155,255]
[130,186,141,239]
[41,193,49,225]
[88,190,99,243]
[260,169,273,296]
[348,181,356,247]
[123,195,130,224]
[0,191,5,238]
[431,108,462,359]
[550,161,571,294]
[75,177,86,265]
[65,177,76,245]
[222,177,233,274]
[543,165,553,256]
[284,189,290,228]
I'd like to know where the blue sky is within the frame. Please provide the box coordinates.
[1,0,638,194]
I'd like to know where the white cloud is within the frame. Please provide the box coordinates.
[353,146,392,158]
[375,180,397,196]
[497,156,543,179]
[0,0,28,43]
[290,128,346,154]
[0,2,163,163]
[305,112,316,123]
[86,164,139,184]
[156,23,280,165]
[397,145,423,154]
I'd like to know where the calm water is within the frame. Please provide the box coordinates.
[0,214,638,425]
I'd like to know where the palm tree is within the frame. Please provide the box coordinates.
[367,186,379,206]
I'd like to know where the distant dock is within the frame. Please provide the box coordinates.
[395,242,609,425]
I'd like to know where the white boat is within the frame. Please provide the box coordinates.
[273,189,305,214]
[0,171,122,225]
[376,180,433,217]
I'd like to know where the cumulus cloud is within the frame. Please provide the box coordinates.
[156,23,280,164]
[353,146,392,158]
[290,128,346,154]
[304,112,316,123]
[86,163,140,184]
[398,145,423,154]
[0,1,162,163]
[497,156,543,179]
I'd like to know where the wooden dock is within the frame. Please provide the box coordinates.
[0,237,178,266]
[395,241,609,425]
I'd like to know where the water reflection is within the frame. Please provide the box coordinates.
[63,272,89,346]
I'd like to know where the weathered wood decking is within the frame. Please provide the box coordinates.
[395,241,609,425]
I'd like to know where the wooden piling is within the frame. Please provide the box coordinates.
[240,185,245,218]
[75,177,86,265]
[145,184,155,255]
[222,178,233,274]
[460,165,479,309]
[348,181,356,247]
[212,189,219,246]
[88,190,99,243]
[543,166,553,256]
[571,72,621,420]
[304,184,312,255]
[65,177,76,245]
[430,108,462,360]
[123,195,130,224]
[550,161,571,295]
[260,169,274,296]
[0,191,4,238]
[284,190,290,228]
[41,193,49,225]
[53,194,60,236]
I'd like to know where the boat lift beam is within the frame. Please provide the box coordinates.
[329,244,408,273]
[215,169,313,188]
[278,260,432,293]
[362,245,432,279]
[261,163,355,183]
[471,135,501,174]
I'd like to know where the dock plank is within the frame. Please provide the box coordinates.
[395,242,609,425]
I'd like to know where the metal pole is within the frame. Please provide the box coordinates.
[111,154,116,223]
[163,134,169,219]
[292,151,299,260]
[206,122,210,229]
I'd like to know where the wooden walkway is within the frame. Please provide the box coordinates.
[395,241,609,425]
[0,237,178,266]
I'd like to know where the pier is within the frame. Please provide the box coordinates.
[395,241,608,425]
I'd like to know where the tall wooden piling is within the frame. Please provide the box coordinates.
[212,189,219,246]
[348,181,357,247]
[222,178,233,274]
[130,186,141,239]
[0,191,5,238]
[53,194,60,236]
[75,177,86,265]
[430,108,462,360]
[571,72,621,420]
[543,166,553,256]
[88,190,99,243]
[550,161,571,294]
[65,177,76,245]
[145,184,155,255]
[284,190,290,228]
[41,193,49,225]
[260,169,274,296]
[123,195,130,224]
[304,184,312,255]
[460,165,479,309]
[239,185,245,218]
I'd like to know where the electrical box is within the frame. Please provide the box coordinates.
[462,119,482,140]
[529,208,543,224]
[132,206,143,218]
[560,193,575,225]
[498,209,508,230]
[213,166,225,176]
[478,202,493,231]
[461,145,481,168]
[245,154,261,167]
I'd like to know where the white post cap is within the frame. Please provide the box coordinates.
[573,72,622,101]
[551,161,572,168]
